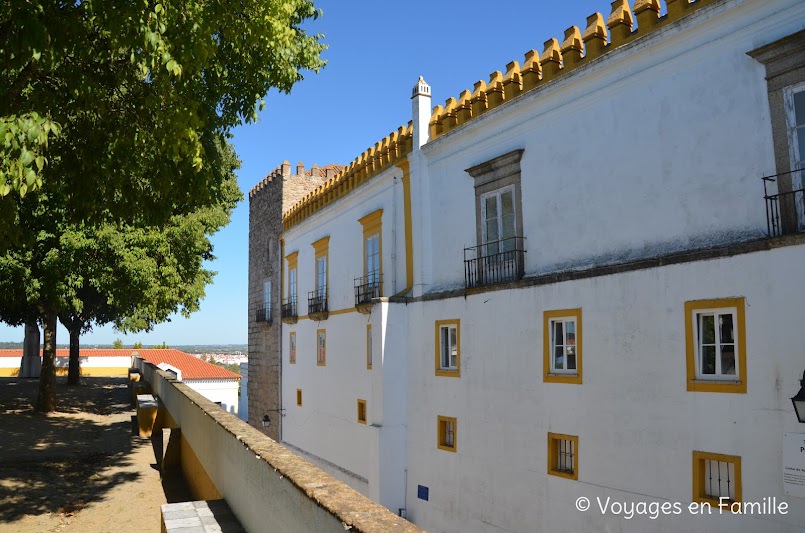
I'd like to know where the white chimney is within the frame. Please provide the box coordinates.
[411,76,431,149]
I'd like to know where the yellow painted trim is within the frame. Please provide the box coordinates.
[359,209,384,296]
[543,309,583,385]
[692,450,742,507]
[547,432,579,480]
[394,159,414,297]
[316,328,326,367]
[0,366,131,377]
[289,331,296,364]
[296,388,303,406]
[357,399,367,424]
[180,433,222,500]
[684,298,747,394]
[296,307,358,321]
[366,324,373,369]
[434,319,461,378]
[437,416,457,452]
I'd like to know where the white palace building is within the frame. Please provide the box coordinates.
[248,0,805,531]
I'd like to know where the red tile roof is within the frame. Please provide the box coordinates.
[0,348,240,381]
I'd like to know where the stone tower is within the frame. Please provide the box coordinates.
[247,161,338,440]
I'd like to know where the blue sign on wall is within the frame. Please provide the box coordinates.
[417,485,429,501]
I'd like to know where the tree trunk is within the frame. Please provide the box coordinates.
[67,327,80,385]
[35,311,58,412]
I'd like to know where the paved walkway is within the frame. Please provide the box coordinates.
[0,377,166,532]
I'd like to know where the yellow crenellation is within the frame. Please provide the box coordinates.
[282,123,413,230]
[281,0,718,231]
[426,0,717,141]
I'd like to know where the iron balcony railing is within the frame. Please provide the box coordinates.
[281,297,298,320]
[354,273,382,306]
[308,290,328,315]
[464,236,526,289]
[763,168,804,237]
[256,306,271,323]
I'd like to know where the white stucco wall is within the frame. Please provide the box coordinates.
[185,379,240,416]
[420,0,805,292]
[403,243,805,533]
[281,165,410,506]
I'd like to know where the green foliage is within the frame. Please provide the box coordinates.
[132,342,143,349]
[112,338,123,349]
[152,342,170,349]
[0,0,325,213]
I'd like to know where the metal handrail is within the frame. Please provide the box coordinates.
[762,168,804,237]
[354,273,382,306]
[464,236,526,289]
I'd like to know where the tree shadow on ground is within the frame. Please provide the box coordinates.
[0,377,151,522]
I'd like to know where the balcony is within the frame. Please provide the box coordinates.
[464,236,526,289]
[281,297,298,324]
[256,306,272,323]
[354,273,381,313]
[308,289,328,321]
[763,168,805,237]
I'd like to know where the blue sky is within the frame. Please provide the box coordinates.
[0,0,606,346]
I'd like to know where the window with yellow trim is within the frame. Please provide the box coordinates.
[357,399,367,424]
[366,324,373,369]
[435,320,460,377]
[358,210,383,302]
[692,451,741,507]
[289,332,296,364]
[543,309,582,384]
[547,433,578,480]
[437,416,457,452]
[316,329,326,366]
[685,298,746,393]
[296,388,302,406]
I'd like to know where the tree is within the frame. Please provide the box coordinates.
[112,339,123,349]
[1,0,325,205]
[0,1,325,411]
[132,342,143,350]
[55,141,240,386]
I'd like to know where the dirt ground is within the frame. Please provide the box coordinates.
[0,377,166,532]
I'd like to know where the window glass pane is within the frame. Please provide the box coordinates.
[485,196,498,220]
[264,281,271,308]
[700,315,715,344]
[553,322,564,345]
[441,327,449,368]
[719,314,734,344]
[701,346,716,374]
[485,218,499,243]
[567,351,576,370]
[797,128,805,165]
[449,327,457,367]
[500,190,516,241]
[554,346,564,369]
[795,90,805,126]
[721,345,736,375]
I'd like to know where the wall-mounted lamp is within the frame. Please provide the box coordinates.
[261,409,286,428]
[791,370,805,424]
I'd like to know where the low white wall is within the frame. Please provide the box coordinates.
[134,358,421,533]
[238,363,248,422]
[185,380,239,416]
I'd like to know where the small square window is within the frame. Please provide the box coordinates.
[366,325,373,369]
[435,320,460,377]
[692,451,742,507]
[316,329,326,367]
[296,389,302,407]
[547,433,578,480]
[543,309,582,384]
[685,298,746,393]
[289,332,296,364]
[437,416,457,452]
[357,399,367,424]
